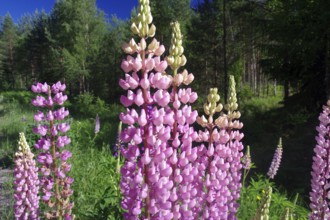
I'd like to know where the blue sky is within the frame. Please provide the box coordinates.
[0,0,138,22]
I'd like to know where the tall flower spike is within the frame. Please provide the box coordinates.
[164,20,200,220]
[32,82,74,220]
[14,132,40,220]
[131,0,155,38]
[309,100,330,219]
[166,21,187,72]
[120,0,173,218]
[267,138,283,179]
[253,186,272,220]
[281,208,292,220]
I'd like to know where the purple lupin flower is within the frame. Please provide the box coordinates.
[94,114,100,134]
[166,22,202,220]
[32,81,74,219]
[309,101,330,219]
[14,132,40,220]
[119,5,200,218]
[267,138,283,179]
[242,145,251,170]
[119,1,169,218]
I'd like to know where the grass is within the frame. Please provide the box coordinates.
[0,92,35,168]
[0,170,14,220]
[67,119,123,219]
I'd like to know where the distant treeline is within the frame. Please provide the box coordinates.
[0,0,329,106]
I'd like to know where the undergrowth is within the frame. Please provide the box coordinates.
[238,175,309,219]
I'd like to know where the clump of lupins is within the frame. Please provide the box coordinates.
[14,132,40,220]
[196,75,244,219]
[119,0,200,218]
[309,100,330,219]
[267,138,283,179]
[118,0,245,219]
[31,81,74,219]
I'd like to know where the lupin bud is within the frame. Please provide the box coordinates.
[131,0,155,38]
[205,88,223,117]
[225,75,239,117]
[166,21,186,72]
[131,23,140,35]
[148,24,156,37]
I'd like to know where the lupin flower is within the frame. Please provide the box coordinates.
[253,186,272,220]
[242,145,251,170]
[309,100,330,219]
[282,208,293,220]
[32,81,74,219]
[14,133,40,220]
[119,1,169,217]
[267,138,283,179]
[162,20,201,220]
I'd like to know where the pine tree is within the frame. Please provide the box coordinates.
[0,14,18,89]
[50,0,106,94]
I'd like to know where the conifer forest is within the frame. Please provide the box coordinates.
[0,0,330,219]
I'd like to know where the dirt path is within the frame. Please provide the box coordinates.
[0,168,13,218]
[0,98,14,217]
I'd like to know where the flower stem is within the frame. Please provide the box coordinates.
[141,47,151,220]
[50,119,61,219]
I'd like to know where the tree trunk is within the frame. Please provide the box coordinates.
[214,46,218,88]
[284,80,289,100]
[205,60,208,95]
[325,32,330,99]
[266,78,269,96]
[223,0,228,103]
[9,40,15,88]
